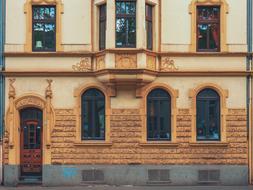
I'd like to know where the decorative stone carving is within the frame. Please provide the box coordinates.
[115,54,137,69]
[146,55,156,70]
[45,81,53,101]
[8,79,16,99]
[45,79,53,99]
[16,97,45,109]
[96,56,105,70]
[72,57,92,72]
[160,57,179,71]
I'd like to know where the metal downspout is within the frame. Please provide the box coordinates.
[1,0,6,185]
[247,0,253,184]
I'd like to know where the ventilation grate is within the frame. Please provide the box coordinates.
[82,170,104,183]
[147,169,170,184]
[198,170,220,184]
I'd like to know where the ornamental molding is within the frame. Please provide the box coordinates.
[96,56,106,70]
[72,57,92,72]
[8,79,16,99]
[115,54,137,69]
[189,0,229,14]
[45,79,53,99]
[24,0,64,13]
[15,96,45,110]
[146,55,156,71]
[160,57,178,72]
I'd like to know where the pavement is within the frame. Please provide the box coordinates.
[1,186,253,190]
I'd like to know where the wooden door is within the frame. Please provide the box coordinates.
[20,108,43,177]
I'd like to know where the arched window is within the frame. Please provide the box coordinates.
[196,88,220,141]
[147,89,171,141]
[81,89,105,140]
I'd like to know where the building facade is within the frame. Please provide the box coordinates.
[2,0,251,186]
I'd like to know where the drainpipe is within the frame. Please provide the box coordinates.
[247,0,253,184]
[1,0,6,185]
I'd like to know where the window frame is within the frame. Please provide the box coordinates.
[32,5,57,52]
[81,88,106,141]
[196,6,221,52]
[189,83,228,144]
[196,89,221,141]
[147,89,172,141]
[115,0,137,48]
[146,4,153,50]
[99,4,106,51]
[24,0,63,52]
[188,0,229,52]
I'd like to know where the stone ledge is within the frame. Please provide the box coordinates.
[189,142,229,148]
[74,141,113,147]
[139,142,179,148]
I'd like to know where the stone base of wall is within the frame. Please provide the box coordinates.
[3,164,248,186]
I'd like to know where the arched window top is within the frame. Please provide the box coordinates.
[147,88,171,99]
[82,88,105,98]
[197,88,220,99]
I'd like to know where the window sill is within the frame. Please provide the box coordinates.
[74,141,113,147]
[189,142,229,148]
[139,142,179,148]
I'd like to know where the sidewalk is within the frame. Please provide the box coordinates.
[0,186,253,190]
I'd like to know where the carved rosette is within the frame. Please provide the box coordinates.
[72,57,92,72]
[115,54,137,69]
[160,57,179,72]
[146,55,156,70]
[96,56,105,70]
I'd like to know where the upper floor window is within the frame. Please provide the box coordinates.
[147,89,171,141]
[81,89,105,140]
[99,4,106,50]
[146,4,153,50]
[116,0,136,48]
[197,6,220,52]
[32,6,56,52]
[196,88,220,141]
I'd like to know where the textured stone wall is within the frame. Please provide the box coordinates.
[50,108,248,165]
[3,131,9,165]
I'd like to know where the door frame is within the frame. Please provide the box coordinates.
[5,94,55,181]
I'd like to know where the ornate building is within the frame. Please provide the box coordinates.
[2,0,252,186]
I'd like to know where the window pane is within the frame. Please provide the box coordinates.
[44,23,55,50]
[99,4,106,50]
[146,4,153,50]
[198,24,208,50]
[33,23,44,50]
[116,18,126,46]
[159,100,170,139]
[127,18,136,46]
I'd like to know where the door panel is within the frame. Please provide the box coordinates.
[20,108,43,177]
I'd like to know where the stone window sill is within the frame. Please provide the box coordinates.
[189,142,229,148]
[74,141,113,147]
[139,142,179,148]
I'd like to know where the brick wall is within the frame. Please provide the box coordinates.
[50,108,248,165]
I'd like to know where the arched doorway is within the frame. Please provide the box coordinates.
[20,107,43,179]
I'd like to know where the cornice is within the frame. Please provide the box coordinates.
[4,50,248,58]
[2,69,250,77]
